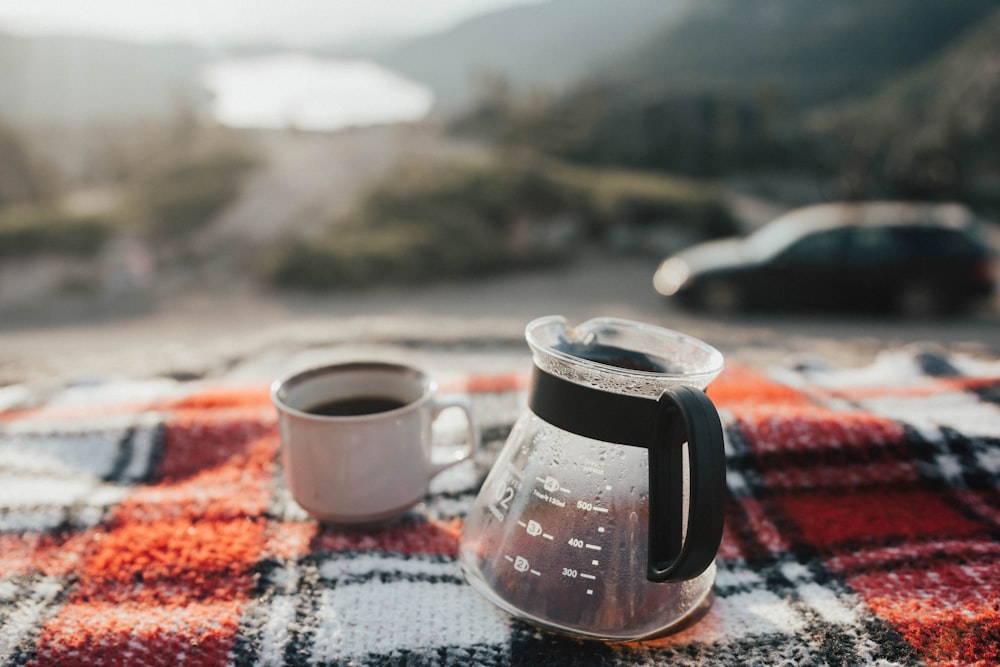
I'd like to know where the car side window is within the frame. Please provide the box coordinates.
[848,226,905,264]
[779,229,846,266]
[901,227,979,259]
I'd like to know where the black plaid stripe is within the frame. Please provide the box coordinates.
[971,378,1000,405]
[0,421,164,533]
[0,574,70,667]
[232,552,511,666]
[935,427,1000,492]
[0,421,164,485]
[229,557,309,667]
[354,643,509,667]
[913,350,962,378]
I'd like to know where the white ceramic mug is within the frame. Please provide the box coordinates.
[271,361,479,526]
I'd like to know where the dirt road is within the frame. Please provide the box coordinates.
[197,123,491,274]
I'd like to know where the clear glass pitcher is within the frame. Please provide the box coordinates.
[460,316,726,641]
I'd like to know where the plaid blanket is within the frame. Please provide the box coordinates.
[1,348,998,666]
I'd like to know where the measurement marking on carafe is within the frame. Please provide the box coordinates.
[506,554,542,576]
[586,590,594,595]
[538,476,570,494]
[580,573,596,580]
[585,543,602,551]
[576,500,609,513]
[518,519,554,539]
[532,488,567,507]
[597,527,605,533]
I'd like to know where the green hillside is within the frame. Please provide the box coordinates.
[447,0,1000,201]
[603,0,998,110]
[807,8,1000,201]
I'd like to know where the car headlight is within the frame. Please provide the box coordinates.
[653,257,690,296]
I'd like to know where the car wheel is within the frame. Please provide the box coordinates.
[698,279,742,313]
[895,282,942,319]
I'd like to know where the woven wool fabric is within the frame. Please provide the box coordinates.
[1,349,999,666]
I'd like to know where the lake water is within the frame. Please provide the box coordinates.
[200,53,434,131]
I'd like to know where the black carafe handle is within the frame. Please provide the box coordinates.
[527,368,726,582]
[646,386,726,582]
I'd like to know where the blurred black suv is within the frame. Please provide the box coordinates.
[653,201,997,316]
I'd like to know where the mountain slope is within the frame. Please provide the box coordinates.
[376,0,691,111]
[805,7,1000,198]
[600,0,999,111]
[441,0,1000,192]
[812,8,1000,140]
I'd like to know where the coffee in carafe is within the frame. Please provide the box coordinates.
[460,316,726,641]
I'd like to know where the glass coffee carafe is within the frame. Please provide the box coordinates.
[460,316,727,641]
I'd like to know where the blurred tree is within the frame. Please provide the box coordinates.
[0,116,60,207]
[450,0,1000,208]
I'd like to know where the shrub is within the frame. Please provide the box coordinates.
[0,118,61,207]
[263,211,520,290]
[0,206,114,258]
[548,163,738,239]
[261,156,736,290]
[133,147,258,241]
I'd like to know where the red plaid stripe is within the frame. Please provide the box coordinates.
[713,361,1000,666]
[31,392,276,667]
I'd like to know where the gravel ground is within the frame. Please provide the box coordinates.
[2,253,997,388]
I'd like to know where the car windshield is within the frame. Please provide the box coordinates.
[743,218,825,262]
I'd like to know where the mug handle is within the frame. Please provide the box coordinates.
[427,395,480,477]
[647,385,726,582]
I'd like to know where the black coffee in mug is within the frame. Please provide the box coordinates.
[306,395,408,417]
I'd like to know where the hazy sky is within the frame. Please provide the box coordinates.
[0,0,540,46]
